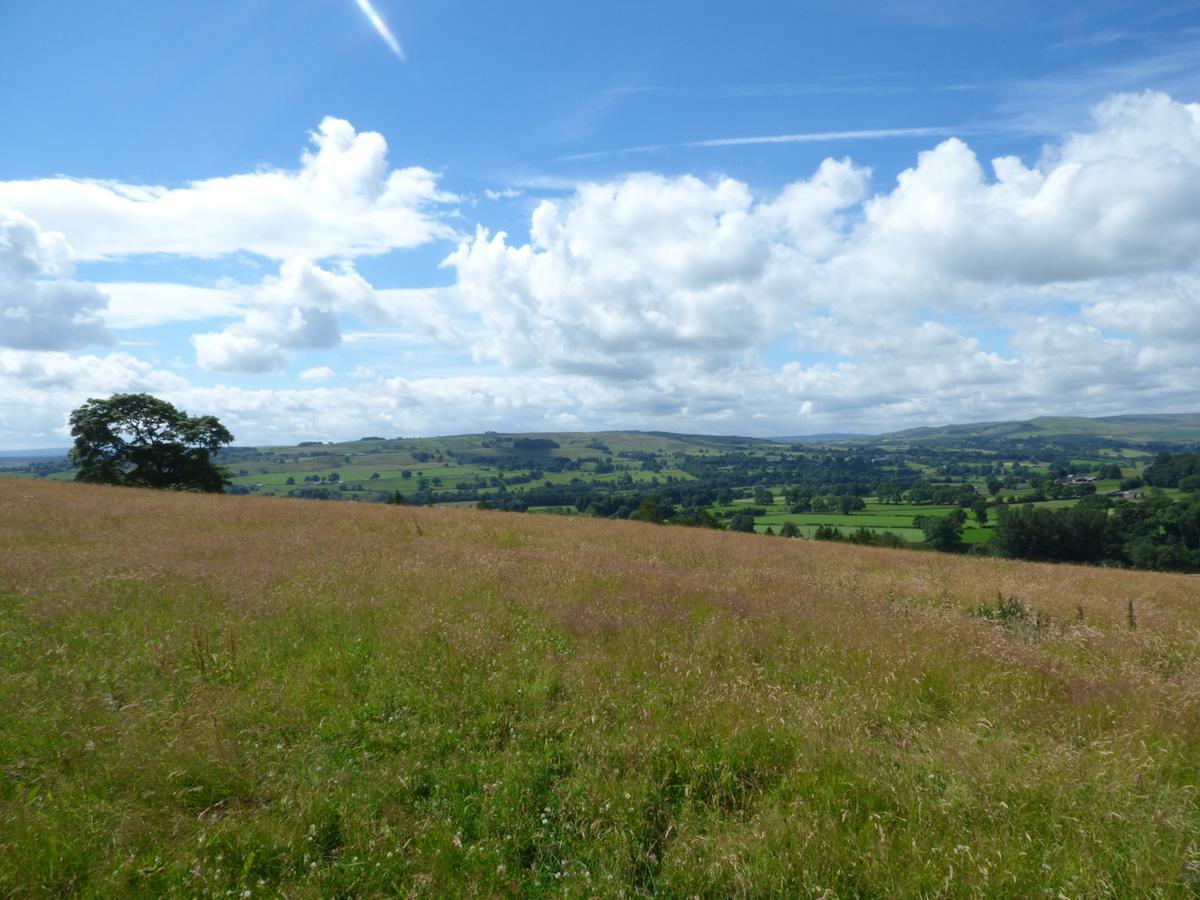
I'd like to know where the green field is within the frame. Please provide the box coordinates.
[758,522,929,541]
[709,495,988,544]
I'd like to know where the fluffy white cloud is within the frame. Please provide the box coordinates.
[427,90,1200,430]
[0,209,113,350]
[3,318,1198,449]
[1079,272,1200,345]
[0,349,190,445]
[835,90,1200,295]
[192,259,376,373]
[0,359,614,446]
[299,366,335,382]
[99,282,248,329]
[444,160,868,376]
[372,287,469,348]
[0,349,187,394]
[0,118,457,261]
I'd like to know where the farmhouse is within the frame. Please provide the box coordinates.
[1107,489,1145,500]
[1058,474,1099,485]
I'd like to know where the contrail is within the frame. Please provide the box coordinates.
[559,126,976,162]
[354,0,406,60]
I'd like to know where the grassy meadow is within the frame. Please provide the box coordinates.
[5,479,1200,895]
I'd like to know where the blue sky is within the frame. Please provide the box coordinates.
[1,1,1199,447]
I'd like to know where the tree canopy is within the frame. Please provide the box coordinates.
[68,393,233,492]
[921,508,965,552]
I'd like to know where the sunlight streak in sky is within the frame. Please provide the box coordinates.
[354,0,405,60]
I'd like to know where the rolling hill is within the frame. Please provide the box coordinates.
[872,412,1200,448]
[245,429,774,459]
[4,478,1200,894]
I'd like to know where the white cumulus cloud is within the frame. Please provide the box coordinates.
[0,118,457,261]
[835,90,1200,295]
[299,365,335,382]
[0,209,113,350]
[99,281,248,329]
[444,160,868,378]
[192,258,378,373]
[428,90,1200,429]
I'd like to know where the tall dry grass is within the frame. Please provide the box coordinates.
[2,479,1200,896]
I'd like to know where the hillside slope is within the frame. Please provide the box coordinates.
[3,480,1200,895]
[878,412,1200,447]
[247,429,771,463]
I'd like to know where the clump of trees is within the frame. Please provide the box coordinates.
[729,511,756,532]
[919,509,967,552]
[68,394,232,492]
[992,483,1200,571]
[811,524,906,548]
[991,503,1119,564]
[1143,452,1200,489]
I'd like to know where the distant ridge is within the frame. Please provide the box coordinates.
[16,415,1194,459]
[774,432,875,442]
[874,413,1200,446]
[0,447,70,459]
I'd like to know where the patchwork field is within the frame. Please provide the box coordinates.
[214,432,703,504]
[709,497,967,542]
[4,479,1200,895]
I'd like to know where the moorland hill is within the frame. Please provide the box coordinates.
[876,412,1200,448]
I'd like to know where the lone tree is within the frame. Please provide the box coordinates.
[729,511,757,533]
[921,509,966,552]
[68,393,233,492]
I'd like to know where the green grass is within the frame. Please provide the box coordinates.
[6,480,1200,895]
[722,491,1155,548]
[960,525,994,544]
[755,523,928,541]
[712,498,982,544]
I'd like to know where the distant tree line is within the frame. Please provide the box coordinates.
[990,470,1200,571]
[1143,452,1200,490]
